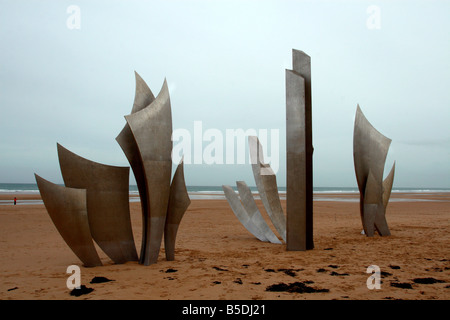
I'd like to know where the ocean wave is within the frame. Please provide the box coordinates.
[0,189,40,193]
[391,189,450,193]
[313,190,359,194]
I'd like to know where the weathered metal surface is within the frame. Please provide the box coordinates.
[57,144,138,264]
[35,174,102,267]
[353,105,392,199]
[236,181,281,244]
[363,170,381,236]
[34,72,188,267]
[248,135,286,242]
[259,166,287,242]
[116,71,156,263]
[382,162,396,210]
[286,69,307,250]
[222,185,269,242]
[293,50,314,243]
[286,49,314,251]
[374,162,395,236]
[165,158,191,261]
[125,79,173,265]
[130,71,156,114]
[353,105,394,236]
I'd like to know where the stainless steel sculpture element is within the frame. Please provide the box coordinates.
[57,144,139,264]
[222,185,269,242]
[353,105,395,236]
[130,71,156,114]
[116,71,156,263]
[224,49,313,249]
[286,49,314,251]
[35,174,102,267]
[164,158,191,261]
[236,181,281,244]
[34,72,188,268]
[248,135,287,242]
[382,162,396,210]
[124,79,173,265]
[259,166,287,242]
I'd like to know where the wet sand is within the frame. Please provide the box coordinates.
[0,192,449,300]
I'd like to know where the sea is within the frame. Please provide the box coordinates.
[0,183,449,205]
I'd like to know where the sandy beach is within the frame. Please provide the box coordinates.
[0,192,449,301]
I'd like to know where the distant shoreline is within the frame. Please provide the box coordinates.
[1,183,450,194]
[1,190,449,205]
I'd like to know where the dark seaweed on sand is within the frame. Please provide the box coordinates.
[330,271,350,276]
[412,277,445,284]
[264,268,301,277]
[266,281,329,294]
[165,268,178,273]
[90,276,115,284]
[213,266,228,271]
[390,282,413,289]
[70,285,94,296]
[277,268,298,277]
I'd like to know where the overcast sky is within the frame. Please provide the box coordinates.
[0,0,449,188]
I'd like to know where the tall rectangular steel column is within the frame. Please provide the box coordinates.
[286,49,314,251]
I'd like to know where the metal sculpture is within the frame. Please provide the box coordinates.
[259,166,287,242]
[57,143,138,264]
[222,185,269,242]
[164,158,191,261]
[123,78,173,266]
[248,135,287,242]
[35,174,102,267]
[236,181,281,244]
[116,71,156,263]
[223,181,282,244]
[225,49,315,249]
[35,71,190,267]
[285,49,314,251]
[353,105,395,236]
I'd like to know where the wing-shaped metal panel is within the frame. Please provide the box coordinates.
[57,144,138,264]
[116,71,156,263]
[248,136,286,242]
[165,158,191,261]
[35,174,102,267]
[353,105,395,236]
[125,79,173,265]
[236,181,281,244]
[222,185,269,242]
